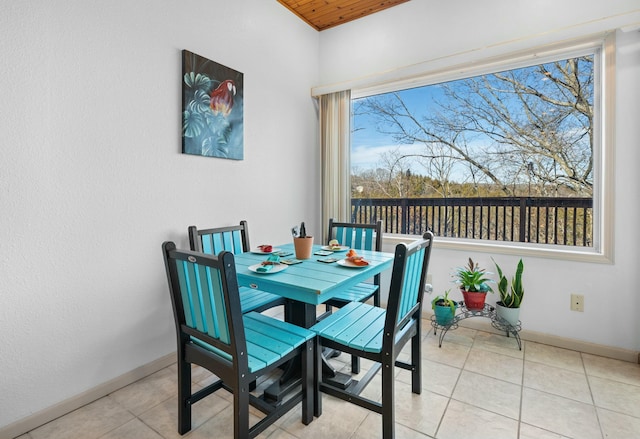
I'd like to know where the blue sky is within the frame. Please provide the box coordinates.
[351,84,444,173]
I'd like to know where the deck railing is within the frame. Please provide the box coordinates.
[351,197,593,247]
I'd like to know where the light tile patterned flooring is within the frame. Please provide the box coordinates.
[17,315,640,439]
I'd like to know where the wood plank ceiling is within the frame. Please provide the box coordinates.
[277,0,410,31]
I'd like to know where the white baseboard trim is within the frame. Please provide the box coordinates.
[422,309,640,364]
[0,352,175,439]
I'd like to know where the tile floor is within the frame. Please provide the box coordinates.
[16,314,640,439]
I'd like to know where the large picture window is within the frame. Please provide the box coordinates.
[349,37,613,260]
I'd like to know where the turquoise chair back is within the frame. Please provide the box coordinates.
[396,244,426,322]
[175,255,229,341]
[189,221,250,256]
[385,231,433,344]
[188,221,286,314]
[164,243,244,365]
[328,219,382,251]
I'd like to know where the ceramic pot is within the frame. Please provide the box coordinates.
[461,290,487,310]
[433,301,457,325]
[293,236,314,259]
[495,301,521,326]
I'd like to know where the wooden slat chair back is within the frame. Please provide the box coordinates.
[199,227,246,254]
[162,242,314,439]
[325,219,383,308]
[323,219,383,373]
[311,231,434,439]
[188,221,286,313]
[329,219,382,251]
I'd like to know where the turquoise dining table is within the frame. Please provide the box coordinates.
[234,243,394,312]
[233,243,394,409]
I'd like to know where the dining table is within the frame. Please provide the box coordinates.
[233,242,394,411]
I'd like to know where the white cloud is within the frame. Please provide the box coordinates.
[351,142,428,173]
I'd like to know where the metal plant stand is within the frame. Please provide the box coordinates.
[430,301,522,350]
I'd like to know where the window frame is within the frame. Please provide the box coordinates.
[349,33,615,264]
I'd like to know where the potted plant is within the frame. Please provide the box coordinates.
[293,221,314,259]
[454,258,493,310]
[493,258,524,326]
[431,289,458,326]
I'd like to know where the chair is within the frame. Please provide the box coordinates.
[311,231,434,439]
[322,219,383,373]
[162,242,314,439]
[188,221,286,314]
[325,218,383,308]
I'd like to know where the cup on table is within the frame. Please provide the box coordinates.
[293,236,313,259]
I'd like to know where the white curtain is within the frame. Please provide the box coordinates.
[320,90,351,244]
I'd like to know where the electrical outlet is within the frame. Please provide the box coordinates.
[570,294,584,312]
[426,274,433,284]
[423,274,433,294]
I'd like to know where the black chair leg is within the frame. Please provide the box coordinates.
[411,327,421,394]
[235,389,250,439]
[302,340,314,424]
[381,360,395,439]
[177,357,192,434]
[314,340,323,417]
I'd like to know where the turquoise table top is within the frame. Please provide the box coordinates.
[234,244,394,306]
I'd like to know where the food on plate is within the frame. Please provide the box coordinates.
[328,239,342,250]
[346,249,358,258]
[257,244,273,253]
[261,254,281,265]
[345,249,369,266]
[256,254,281,273]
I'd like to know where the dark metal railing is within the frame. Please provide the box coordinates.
[351,197,593,247]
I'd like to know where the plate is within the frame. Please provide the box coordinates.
[321,245,350,252]
[337,259,369,268]
[248,263,288,274]
[250,247,281,254]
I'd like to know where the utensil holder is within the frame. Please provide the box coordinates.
[293,236,313,259]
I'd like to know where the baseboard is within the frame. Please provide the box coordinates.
[0,353,175,439]
[422,310,640,364]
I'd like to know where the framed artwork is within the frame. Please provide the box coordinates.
[182,50,244,160]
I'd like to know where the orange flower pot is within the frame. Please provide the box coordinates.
[461,290,487,310]
[293,236,314,259]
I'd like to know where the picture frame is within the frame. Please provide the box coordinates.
[181,50,244,160]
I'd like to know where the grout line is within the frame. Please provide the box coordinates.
[432,329,473,438]
[517,341,526,439]
[581,352,606,439]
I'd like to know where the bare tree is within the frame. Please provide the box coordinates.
[355,56,594,197]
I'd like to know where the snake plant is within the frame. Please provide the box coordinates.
[493,258,524,308]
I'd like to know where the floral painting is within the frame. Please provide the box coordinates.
[182,50,244,160]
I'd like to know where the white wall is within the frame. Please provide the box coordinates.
[317,0,640,351]
[2,0,639,432]
[0,0,319,429]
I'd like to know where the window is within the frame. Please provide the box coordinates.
[349,36,613,262]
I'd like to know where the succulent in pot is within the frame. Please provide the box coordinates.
[454,258,493,310]
[455,258,493,292]
[431,289,457,326]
